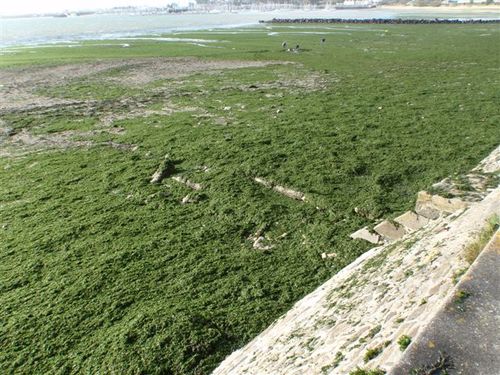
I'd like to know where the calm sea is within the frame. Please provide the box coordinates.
[1,8,499,48]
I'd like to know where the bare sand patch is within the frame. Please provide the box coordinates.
[0,57,283,113]
[0,57,301,157]
[100,58,281,86]
[0,128,135,157]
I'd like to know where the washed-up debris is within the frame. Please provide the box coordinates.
[248,225,275,251]
[172,176,202,190]
[321,252,337,260]
[254,177,306,201]
[195,165,211,173]
[150,154,175,184]
[252,236,274,251]
[254,177,272,188]
[181,194,198,205]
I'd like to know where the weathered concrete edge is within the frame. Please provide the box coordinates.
[389,228,500,374]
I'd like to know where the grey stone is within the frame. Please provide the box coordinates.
[415,191,469,219]
[395,211,430,232]
[350,227,381,244]
[374,220,407,241]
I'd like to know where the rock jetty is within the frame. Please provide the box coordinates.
[261,18,500,25]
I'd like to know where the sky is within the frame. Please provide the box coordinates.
[0,1,190,16]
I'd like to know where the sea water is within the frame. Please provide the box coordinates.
[1,7,499,48]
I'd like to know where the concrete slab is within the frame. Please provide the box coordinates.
[415,191,469,219]
[390,230,500,375]
[395,211,430,232]
[374,220,407,241]
[350,226,381,244]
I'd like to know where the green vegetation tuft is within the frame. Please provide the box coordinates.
[410,352,453,375]
[451,267,468,284]
[364,345,384,362]
[349,367,387,375]
[367,325,382,339]
[321,351,345,373]
[454,289,471,304]
[463,214,499,264]
[397,335,412,351]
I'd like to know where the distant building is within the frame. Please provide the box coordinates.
[335,0,376,9]
[450,0,490,4]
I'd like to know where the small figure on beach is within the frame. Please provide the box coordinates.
[282,41,287,49]
[295,44,300,52]
[321,38,326,44]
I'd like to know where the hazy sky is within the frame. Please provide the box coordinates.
[0,1,190,16]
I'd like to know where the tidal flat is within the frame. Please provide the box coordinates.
[1,24,499,374]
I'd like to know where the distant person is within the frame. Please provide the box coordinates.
[282,41,287,49]
[321,38,326,44]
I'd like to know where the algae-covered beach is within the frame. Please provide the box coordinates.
[1,22,499,374]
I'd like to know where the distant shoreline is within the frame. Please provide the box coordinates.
[2,4,500,19]
[2,7,499,49]
[263,18,500,24]
[379,5,500,11]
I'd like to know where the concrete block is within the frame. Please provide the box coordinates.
[395,211,430,232]
[415,191,469,219]
[350,227,381,244]
[374,220,407,241]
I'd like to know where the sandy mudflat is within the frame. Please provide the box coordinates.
[0,57,280,113]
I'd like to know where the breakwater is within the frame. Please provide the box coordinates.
[262,18,500,24]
